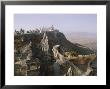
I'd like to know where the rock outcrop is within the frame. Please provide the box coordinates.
[40,33,49,54]
[52,45,95,76]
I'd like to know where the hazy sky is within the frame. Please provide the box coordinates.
[14,14,97,34]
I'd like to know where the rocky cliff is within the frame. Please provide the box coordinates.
[14,29,96,76]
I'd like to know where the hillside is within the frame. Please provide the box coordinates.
[14,29,96,76]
